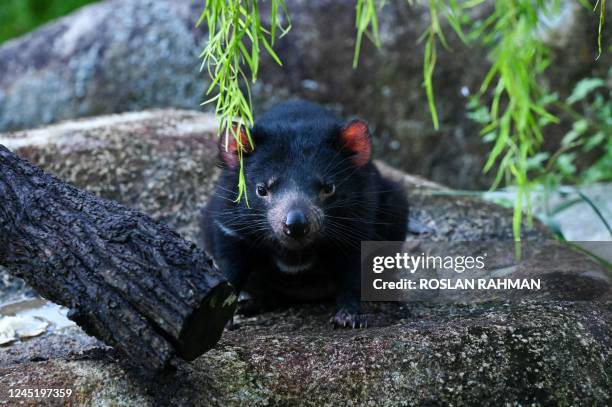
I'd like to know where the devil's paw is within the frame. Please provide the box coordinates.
[330,308,369,329]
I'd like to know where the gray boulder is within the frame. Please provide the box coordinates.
[0,0,206,131]
[0,110,610,405]
[1,301,609,406]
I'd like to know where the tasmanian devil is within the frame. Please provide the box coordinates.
[201,101,408,328]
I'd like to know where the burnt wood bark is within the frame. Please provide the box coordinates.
[0,145,236,371]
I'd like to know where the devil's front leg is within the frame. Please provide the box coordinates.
[208,235,262,327]
[328,252,368,329]
[210,237,251,294]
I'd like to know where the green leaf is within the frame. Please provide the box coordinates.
[467,106,491,124]
[584,131,606,151]
[482,131,497,143]
[525,152,550,170]
[556,153,577,176]
[573,119,589,135]
[561,130,580,147]
[567,78,605,104]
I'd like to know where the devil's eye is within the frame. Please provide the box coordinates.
[321,183,335,196]
[256,183,268,197]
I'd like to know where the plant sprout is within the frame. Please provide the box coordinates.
[198,0,290,203]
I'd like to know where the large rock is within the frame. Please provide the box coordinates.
[1,302,610,406]
[0,0,207,131]
[1,0,609,189]
[0,110,610,405]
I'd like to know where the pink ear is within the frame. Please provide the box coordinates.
[340,120,371,167]
[220,124,253,168]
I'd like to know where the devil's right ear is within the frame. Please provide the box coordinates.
[219,123,254,168]
[338,119,371,167]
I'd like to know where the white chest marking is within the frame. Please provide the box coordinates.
[275,258,314,274]
[214,220,239,238]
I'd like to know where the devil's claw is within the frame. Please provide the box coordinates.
[330,308,368,329]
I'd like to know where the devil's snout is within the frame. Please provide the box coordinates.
[283,210,310,238]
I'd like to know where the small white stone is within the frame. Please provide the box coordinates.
[0,315,49,345]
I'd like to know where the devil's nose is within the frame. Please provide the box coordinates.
[283,210,310,238]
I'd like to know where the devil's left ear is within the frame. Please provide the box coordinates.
[339,119,371,167]
[219,123,254,169]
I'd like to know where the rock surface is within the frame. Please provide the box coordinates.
[0,110,610,405]
[1,0,608,189]
[1,302,610,406]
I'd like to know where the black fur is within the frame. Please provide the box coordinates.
[201,101,408,328]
